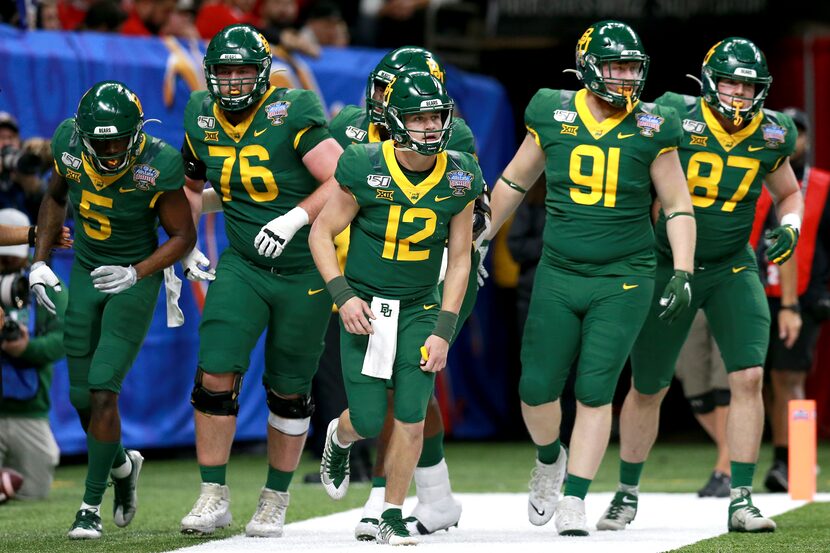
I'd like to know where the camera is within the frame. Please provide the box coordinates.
[0,146,42,176]
[0,272,28,342]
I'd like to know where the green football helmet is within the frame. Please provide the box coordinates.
[383,71,454,155]
[574,20,649,111]
[701,37,772,126]
[75,81,144,175]
[367,46,445,127]
[204,24,272,112]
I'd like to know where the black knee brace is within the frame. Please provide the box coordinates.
[190,368,242,416]
[265,387,314,435]
[687,390,716,415]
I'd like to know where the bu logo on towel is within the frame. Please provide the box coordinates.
[380,303,393,317]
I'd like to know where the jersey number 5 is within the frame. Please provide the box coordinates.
[80,189,112,240]
[209,145,280,202]
[382,206,437,261]
[569,144,619,208]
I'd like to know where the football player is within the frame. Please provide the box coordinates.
[487,20,696,535]
[310,70,483,545]
[329,45,487,540]
[30,81,196,539]
[178,24,343,537]
[598,37,802,533]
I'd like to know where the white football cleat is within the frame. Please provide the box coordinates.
[405,460,461,535]
[181,482,232,535]
[527,446,568,526]
[555,495,589,536]
[320,418,351,500]
[596,488,638,531]
[728,488,776,533]
[355,486,385,541]
[245,488,289,537]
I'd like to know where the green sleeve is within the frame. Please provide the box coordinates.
[50,119,77,177]
[18,280,67,367]
[779,113,798,159]
[335,145,364,201]
[295,125,332,157]
[449,117,477,155]
[524,88,553,134]
[154,144,186,192]
[329,105,363,149]
[653,91,688,114]
[652,104,683,153]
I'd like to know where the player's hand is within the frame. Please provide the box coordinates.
[476,240,490,287]
[778,307,802,349]
[1,324,29,357]
[29,261,61,314]
[254,207,309,259]
[658,270,692,324]
[181,247,215,281]
[765,224,799,265]
[91,265,137,294]
[420,334,449,373]
[56,226,73,249]
[339,296,375,335]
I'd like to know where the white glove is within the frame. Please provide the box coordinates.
[181,247,216,281]
[29,261,61,315]
[476,241,490,287]
[91,265,138,294]
[254,206,309,259]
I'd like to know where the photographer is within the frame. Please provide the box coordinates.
[753,108,830,492]
[0,208,67,500]
[0,112,51,222]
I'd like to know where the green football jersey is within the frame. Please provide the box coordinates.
[184,86,328,271]
[50,119,184,270]
[653,92,797,263]
[329,104,477,155]
[335,140,484,300]
[524,88,682,276]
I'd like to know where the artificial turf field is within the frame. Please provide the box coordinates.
[1,442,827,553]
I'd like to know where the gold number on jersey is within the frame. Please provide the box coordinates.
[79,189,113,240]
[208,145,280,203]
[686,152,760,211]
[382,206,437,261]
[568,144,619,207]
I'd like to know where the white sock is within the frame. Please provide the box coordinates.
[80,502,101,513]
[332,429,352,449]
[383,502,404,516]
[111,456,132,479]
[361,486,386,518]
[619,483,639,495]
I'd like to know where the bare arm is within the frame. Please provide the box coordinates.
[183,176,206,227]
[309,184,359,282]
[441,202,474,315]
[777,254,801,348]
[765,158,804,222]
[489,133,546,237]
[650,150,696,273]
[133,189,196,279]
[299,137,344,223]
[0,225,30,246]
[34,171,69,263]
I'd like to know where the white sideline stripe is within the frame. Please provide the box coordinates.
[170,492,830,553]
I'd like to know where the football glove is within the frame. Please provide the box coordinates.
[254,206,309,258]
[658,270,692,324]
[476,240,490,287]
[765,224,799,265]
[181,247,215,281]
[91,265,137,294]
[29,261,61,314]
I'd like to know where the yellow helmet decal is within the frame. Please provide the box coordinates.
[383,76,397,106]
[703,41,723,65]
[576,27,594,56]
[426,58,445,83]
[259,33,272,57]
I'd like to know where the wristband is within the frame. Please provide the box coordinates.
[781,213,802,232]
[326,275,356,309]
[432,310,458,342]
[28,225,36,247]
[780,304,800,314]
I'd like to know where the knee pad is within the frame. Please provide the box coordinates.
[350,407,386,439]
[713,388,731,407]
[265,388,314,436]
[687,390,716,414]
[190,368,242,416]
[69,386,90,412]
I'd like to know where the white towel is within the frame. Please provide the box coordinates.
[361,297,399,380]
[164,266,185,328]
